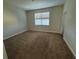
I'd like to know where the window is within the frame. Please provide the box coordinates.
[35,12,49,25]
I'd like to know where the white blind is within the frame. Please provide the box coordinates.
[35,12,49,25]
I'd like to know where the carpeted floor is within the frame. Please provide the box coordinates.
[4,31,75,59]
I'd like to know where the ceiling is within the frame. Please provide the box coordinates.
[4,0,65,10]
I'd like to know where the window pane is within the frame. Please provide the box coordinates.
[35,12,49,25]
[35,19,41,25]
[41,12,49,19]
[42,19,49,25]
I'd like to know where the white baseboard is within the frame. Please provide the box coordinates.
[29,30,61,34]
[4,29,27,40]
[63,37,76,57]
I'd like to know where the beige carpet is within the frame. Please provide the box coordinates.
[4,31,75,59]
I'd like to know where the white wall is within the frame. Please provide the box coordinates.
[3,1,27,39]
[27,5,64,33]
[63,0,76,56]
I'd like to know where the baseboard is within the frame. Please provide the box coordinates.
[63,37,76,57]
[4,29,27,40]
[28,30,61,34]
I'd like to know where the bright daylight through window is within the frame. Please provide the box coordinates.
[35,12,49,25]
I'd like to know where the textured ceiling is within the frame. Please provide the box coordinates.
[4,0,65,10]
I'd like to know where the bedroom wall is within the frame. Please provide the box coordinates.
[63,0,76,56]
[27,5,64,33]
[3,1,27,39]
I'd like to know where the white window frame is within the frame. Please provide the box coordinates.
[35,12,49,26]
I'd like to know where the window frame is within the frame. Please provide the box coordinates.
[34,12,50,26]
